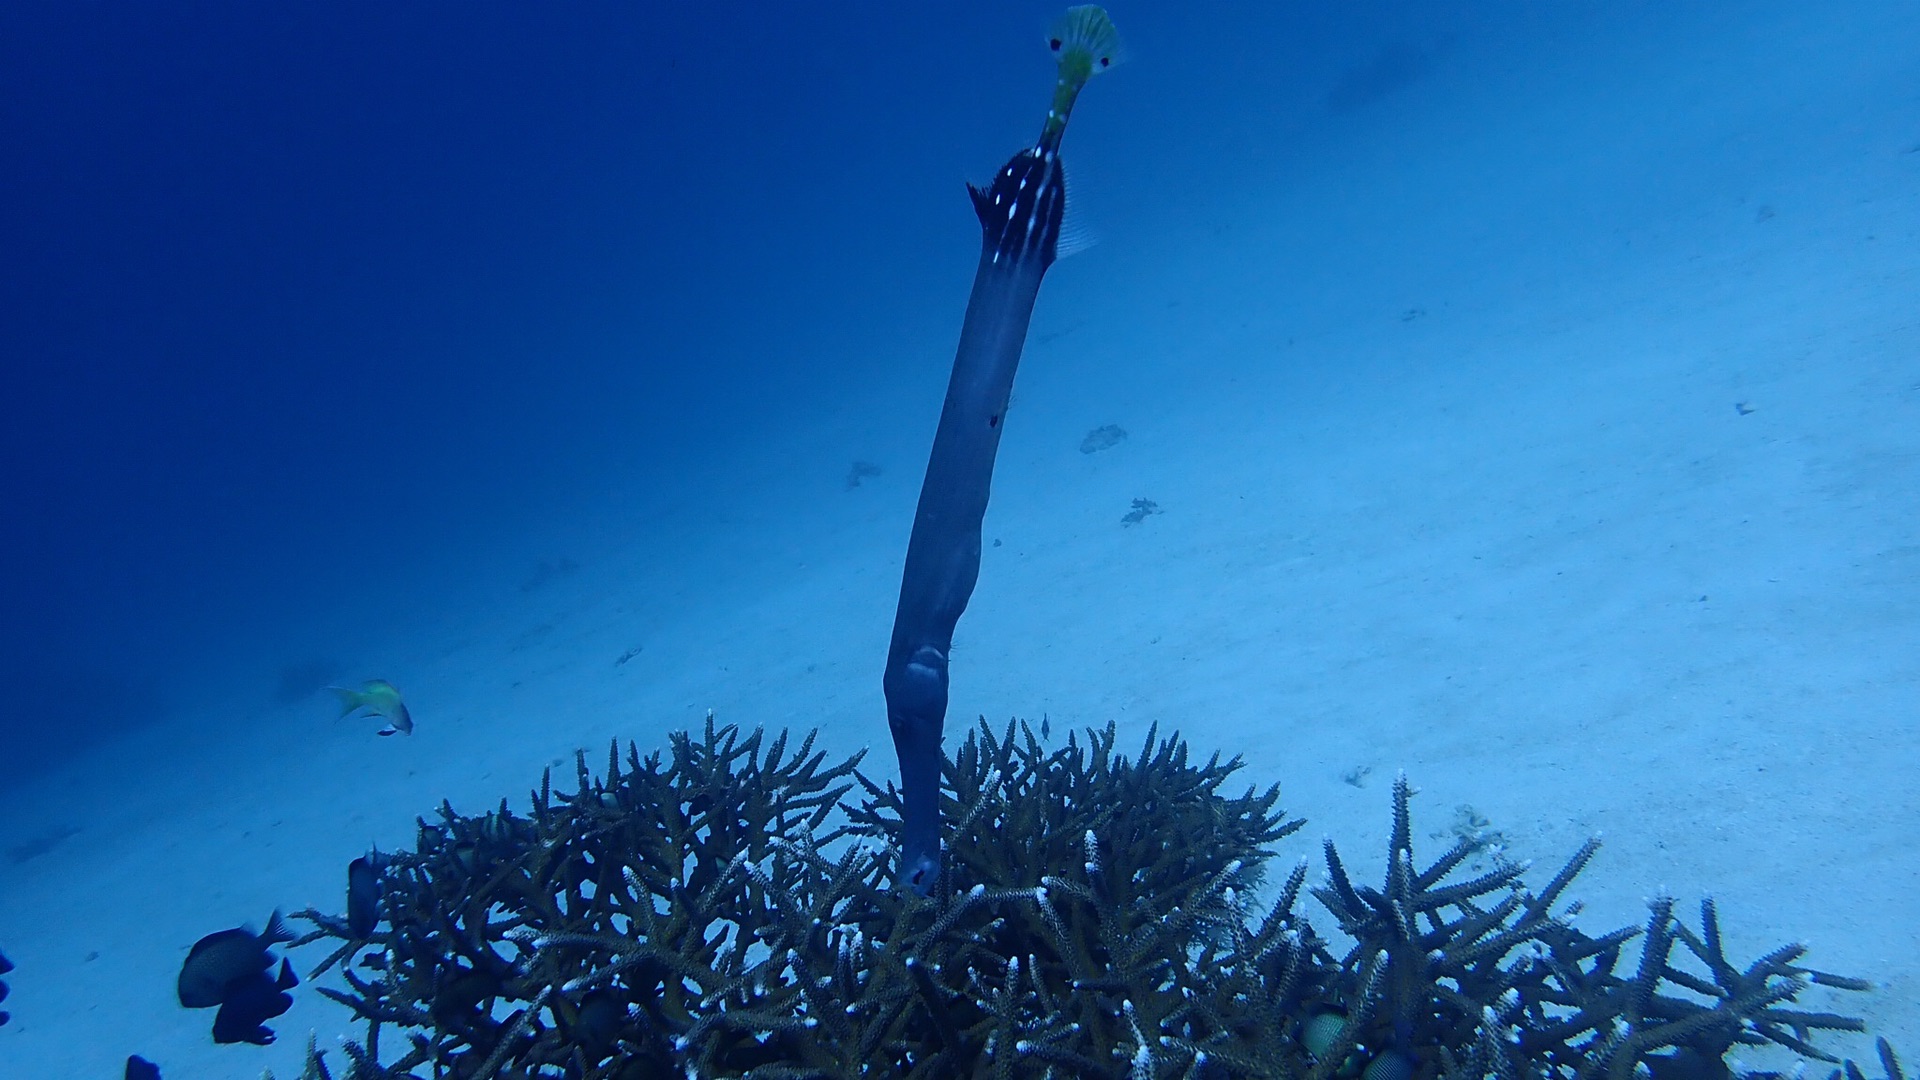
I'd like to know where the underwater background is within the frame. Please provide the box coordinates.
[1,1,1915,1075]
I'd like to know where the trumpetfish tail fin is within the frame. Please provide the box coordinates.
[1040,5,1122,151]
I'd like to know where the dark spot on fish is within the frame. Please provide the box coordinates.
[125,1055,163,1080]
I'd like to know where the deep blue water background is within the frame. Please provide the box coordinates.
[0,2,1337,762]
[0,1,1008,761]
[0,1,1883,764]
[4,2,1919,1070]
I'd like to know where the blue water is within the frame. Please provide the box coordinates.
[2,1,1915,1074]
[0,0,1589,765]
[4,1,987,762]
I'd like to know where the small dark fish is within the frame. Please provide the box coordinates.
[126,1055,163,1080]
[210,958,296,1046]
[571,988,626,1054]
[177,910,292,1009]
[431,967,504,1026]
[347,848,384,938]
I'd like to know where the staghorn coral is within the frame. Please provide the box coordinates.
[1302,774,1874,1080]
[282,717,1889,1080]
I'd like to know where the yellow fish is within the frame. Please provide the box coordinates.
[328,679,413,736]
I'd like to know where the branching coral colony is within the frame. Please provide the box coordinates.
[280,716,1896,1080]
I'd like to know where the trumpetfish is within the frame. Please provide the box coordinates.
[883,6,1121,893]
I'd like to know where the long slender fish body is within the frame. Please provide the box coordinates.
[884,7,1120,893]
[883,151,1062,892]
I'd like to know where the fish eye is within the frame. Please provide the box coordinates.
[1049,37,1062,51]
[1099,55,1111,67]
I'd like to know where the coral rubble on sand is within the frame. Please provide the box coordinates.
[284,717,1892,1080]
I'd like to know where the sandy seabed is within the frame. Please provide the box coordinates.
[2,10,1915,1078]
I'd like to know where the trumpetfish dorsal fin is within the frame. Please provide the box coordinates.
[967,147,1068,268]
